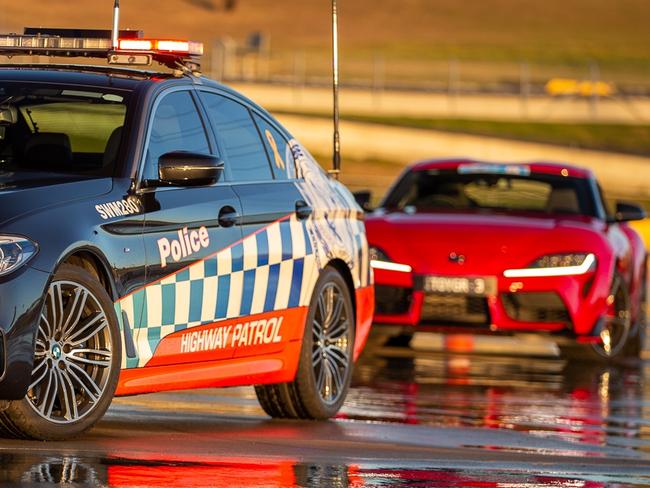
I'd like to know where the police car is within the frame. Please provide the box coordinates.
[0,27,373,440]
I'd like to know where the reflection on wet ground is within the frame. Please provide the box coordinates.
[3,335,650,487]
[3,453,649,487]
[346,339,650,456]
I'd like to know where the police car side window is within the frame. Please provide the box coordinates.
[253,114,297,180]
[143,91,211,181]
[200,92,274,182]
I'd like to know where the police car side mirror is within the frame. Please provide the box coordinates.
[157,151,224,187]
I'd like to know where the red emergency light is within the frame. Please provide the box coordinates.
[117,39,203,56]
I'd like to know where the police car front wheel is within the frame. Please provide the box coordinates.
[255,267,355,419]
[0,264,121,440]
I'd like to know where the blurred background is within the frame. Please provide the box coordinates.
[4,0,650,228]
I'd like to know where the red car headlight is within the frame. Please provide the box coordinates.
[504,253,596,278]
[369,246,412,273]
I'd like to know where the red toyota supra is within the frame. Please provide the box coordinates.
[364,160,647,360]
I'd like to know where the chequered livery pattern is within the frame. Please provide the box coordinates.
[117,214,320,369]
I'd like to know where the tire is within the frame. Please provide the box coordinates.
[559,271,635,363]
[589,271,632,361]
[0,264,121,440]
[626,269,647,358]
[255,267,355,420]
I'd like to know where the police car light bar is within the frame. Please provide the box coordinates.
[0,30,203,70]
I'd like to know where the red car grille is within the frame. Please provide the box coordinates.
[420,293,490,326]
[502,292,571,324]
[375,285,412,315]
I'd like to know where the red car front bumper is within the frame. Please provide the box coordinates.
[372,266,609,338]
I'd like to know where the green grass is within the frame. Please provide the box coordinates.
[278,110,650,157]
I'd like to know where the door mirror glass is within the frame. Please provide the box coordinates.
[157,151,223,187]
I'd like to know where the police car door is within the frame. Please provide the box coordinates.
[135,88,244,369]
[198,91,311,359]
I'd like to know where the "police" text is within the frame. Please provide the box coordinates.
[157,226,209,268]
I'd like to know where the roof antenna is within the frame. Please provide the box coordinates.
[328,0,341,180]
[112,0,120,50]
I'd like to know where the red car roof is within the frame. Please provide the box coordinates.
[410,159,594,179]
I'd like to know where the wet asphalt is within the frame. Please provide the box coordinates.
[2,333,650,487]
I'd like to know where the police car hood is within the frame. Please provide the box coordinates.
[0,170,113,225]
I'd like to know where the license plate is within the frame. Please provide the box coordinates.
[422,276,496,296]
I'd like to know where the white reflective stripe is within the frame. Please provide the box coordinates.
[243,233,258,271]
[267,223,283,265]
[250,266,269,315]
[504,253,596,278]
[146,285,163,328]
[189,261,204,281]
[370,260,412,273]
[217,246,232,276]
[174,281,191,325]
[227,271,243,318]
[300,254,318,307]
[201,276,219,322]
[290,217,306,259]
[274,260,294,310]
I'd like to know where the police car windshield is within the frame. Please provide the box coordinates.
[0,83,129,177]
[382,169,597,217]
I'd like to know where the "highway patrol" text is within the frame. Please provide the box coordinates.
[180,316,284,354]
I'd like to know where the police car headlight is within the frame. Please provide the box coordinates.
[0,236,38,276]
[369,246,412,273]
[504,253,596,278]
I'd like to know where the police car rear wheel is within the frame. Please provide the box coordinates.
[255,267,354,420]
[0,265,120,440]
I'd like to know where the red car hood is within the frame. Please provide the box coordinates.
[365,211,607,275]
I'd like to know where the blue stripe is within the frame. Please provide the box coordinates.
[302,222,313,255]
[280,220,293,261]
[133,291,147,329]
[256,230,269,267]
[189,279,204,323]
[264,264,281,312]
[147,323,160,352]
[216,274,231,319]
[176,268,190,282]
[288,258,304,308]
[161,284,176,326]
[231,243,244,273]
[240,269,256,316]
[205,257,218,277]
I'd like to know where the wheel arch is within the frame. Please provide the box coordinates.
[58,248,117,301]
[326,258,357,319]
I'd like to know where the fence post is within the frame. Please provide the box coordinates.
[448,58,460,115]
[590,61,600,120]
[293,50,306,106]
[520,61,530,118]
[372,54,385,110]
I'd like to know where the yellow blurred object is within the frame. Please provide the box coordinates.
[630,219,650,250]
[545,78,616,97]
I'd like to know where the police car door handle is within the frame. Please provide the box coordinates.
[218,205,239,228]
[295,200,313,220]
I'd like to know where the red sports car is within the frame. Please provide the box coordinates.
[364,160,647,360]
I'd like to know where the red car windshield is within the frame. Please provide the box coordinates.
[382,169,597,217]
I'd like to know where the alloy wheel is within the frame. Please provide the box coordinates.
[311,282,352,405]
[594,275,631,358]
[27,280,113,424]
